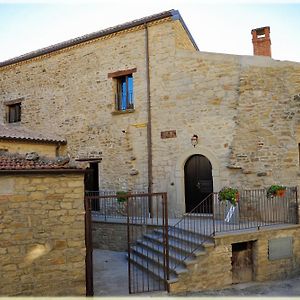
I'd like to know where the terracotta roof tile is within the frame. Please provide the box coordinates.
[0,124,66,144]
[0,153,77,170]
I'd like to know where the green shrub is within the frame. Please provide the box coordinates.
[218,187,239,206]
[116,191,129,203]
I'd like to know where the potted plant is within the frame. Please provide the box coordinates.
[116,191,130,203]
[266,185,286,198]
[218,187,239,206]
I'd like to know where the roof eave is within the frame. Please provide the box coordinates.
[0,136,67,145]
[0,168,86,175]
[0,9,182,68]
[171,10,199,51]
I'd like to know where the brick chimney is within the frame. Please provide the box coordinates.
[251,26,271,57]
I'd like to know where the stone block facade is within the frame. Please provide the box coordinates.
[1,10,300,218]
[0,139,59,157]
[92,221,128,251]
[169,225,300,293]
[0,172,86,296]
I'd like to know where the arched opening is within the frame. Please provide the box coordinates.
[184,154,213,213]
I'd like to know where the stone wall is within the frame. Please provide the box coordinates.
[0,172,86,296]
[1,15,300,217]
[92,221,128,251]
[0,17,178,194]
[169,225,300,293]
[0,139,61,157]
[92,221,158,251]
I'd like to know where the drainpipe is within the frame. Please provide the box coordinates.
[145,23,153,215]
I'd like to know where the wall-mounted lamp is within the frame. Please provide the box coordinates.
[191,134,198,147]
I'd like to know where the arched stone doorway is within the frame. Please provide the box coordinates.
[175,146,220,216]
[184,154,213,213]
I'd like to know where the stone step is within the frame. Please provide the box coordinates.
[143,232,200,255]
[138,233,208,260]
[128,252,187,282]
[131,244,186,270]
[136,238,197,264]
[154,228,213,247]
[128,221,214,289]
[168,224,215,240]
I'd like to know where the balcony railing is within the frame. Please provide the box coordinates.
[213,187,298,233]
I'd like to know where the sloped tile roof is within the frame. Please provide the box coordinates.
[0,124,66,144]
[0,9,198,68]
[0,153,77,171]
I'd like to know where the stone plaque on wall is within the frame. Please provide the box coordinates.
[161,130,176,139]
[268,237,293,260]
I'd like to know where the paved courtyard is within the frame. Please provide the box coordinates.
[93,249,300,297]
[180,276,300,297]
[93,249,129,296]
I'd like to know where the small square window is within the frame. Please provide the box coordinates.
[115,74,134,111]
[7,103,21,123]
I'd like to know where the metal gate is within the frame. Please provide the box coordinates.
[84,194,93,296]
[85,191,169,295]
[126,193,169,294]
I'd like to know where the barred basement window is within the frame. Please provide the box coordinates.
[7,103,21,123]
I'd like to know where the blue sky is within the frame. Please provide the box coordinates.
[0,1,300,62]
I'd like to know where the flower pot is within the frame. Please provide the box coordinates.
[276,189,285,197]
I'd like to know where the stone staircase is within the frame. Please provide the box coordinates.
[128,224,215,288]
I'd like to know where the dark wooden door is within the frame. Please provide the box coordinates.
[232,242,253,284]
[84,163,99,211]
[184,155,213,213]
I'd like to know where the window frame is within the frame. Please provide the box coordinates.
[108,68,136,113]
[7,102,21,123]
[115,74,134,111]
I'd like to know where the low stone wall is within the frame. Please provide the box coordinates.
[92,220,159,251]
[0,172,86,296]
[92,221,128,251]
[170,225,300,293]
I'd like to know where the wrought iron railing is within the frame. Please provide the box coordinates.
[169,187,298,270]
[86,187,298,277]
[168,193,215,270]
[213,187,298,233]
[85,191,169,294]
[86,190,147,221]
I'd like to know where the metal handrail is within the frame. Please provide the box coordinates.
[172,193,213,228]
[169,193,215,270]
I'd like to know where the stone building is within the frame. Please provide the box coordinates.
[0,9,300,218]
[0,126,86,296]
